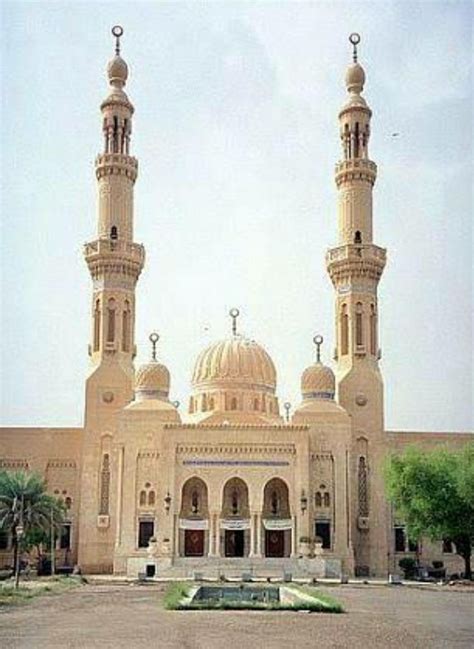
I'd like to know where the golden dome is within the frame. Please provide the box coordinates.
[136,361,170,398]
[192,335,276,390]
[107,55,128,87]
[135,333,170,400]
[301,363,335,400]
[300,335,335,400]
[345,63,365,94]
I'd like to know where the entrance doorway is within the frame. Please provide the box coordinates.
[265,530,285,557]
[224,530,244,557]
[184,529,204,556]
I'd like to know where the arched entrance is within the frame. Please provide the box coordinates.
[220,478,250,557]
[179,477,209,557]
[262,478,291,558]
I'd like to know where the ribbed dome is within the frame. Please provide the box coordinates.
[345,62,365,94]
[192,335,276,390]
[301,362,335,400]
[107,55,128,87]
[135,360,170,400]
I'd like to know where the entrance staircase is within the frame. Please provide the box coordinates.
[156,556,341,579]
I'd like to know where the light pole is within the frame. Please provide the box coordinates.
[50,506,55,576]
[14,494,25,589]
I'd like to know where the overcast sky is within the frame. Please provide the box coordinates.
[1,1,472,431]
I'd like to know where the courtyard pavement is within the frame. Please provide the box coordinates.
[0,582,473,648]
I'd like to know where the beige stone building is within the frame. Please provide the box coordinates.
[1,30,472,578]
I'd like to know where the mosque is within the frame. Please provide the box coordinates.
[0,29,471,578]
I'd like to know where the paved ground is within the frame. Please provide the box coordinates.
[0,582,473,648]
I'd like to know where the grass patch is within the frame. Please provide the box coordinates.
[0,576,83,607]
[163,582,191,610]
[164,582,344,613]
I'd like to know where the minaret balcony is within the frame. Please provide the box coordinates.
[84,238,145,262]
[84,238,145,282]
[335,158,377,187]
[326,244,386,284]
[95,153,138,181]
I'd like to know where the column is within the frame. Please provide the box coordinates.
[255,513,263,558]
[291,515,297,558]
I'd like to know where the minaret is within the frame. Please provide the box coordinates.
[79,27,144,573]
[84,25,145,373]
[326,34,388,577]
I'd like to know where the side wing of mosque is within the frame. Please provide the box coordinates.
[1,29,472,578]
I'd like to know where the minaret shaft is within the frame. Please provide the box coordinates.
[326,35,388,577]
[84,37,144,368]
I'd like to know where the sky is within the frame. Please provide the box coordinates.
[0,0,472,431]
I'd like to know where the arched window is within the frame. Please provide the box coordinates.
[271,490,279,516]
[230,397,237,411]
[253,398,259,411]
[99,454,110,515]
[139,490,147,506]
[65,497,72,510]
[148,490,155,506]
[93,299,101,352]
[107,298,116,343]
[358,456,369,517]
[202,394,208,412]
[122,301,130,352]
[191,490,199,514]
[324,492,330,507]
[356,302,363,347]
[315,492,322,507]
[189,396,194,414]
[110,225,118,240]
[370,304,377,356]
[231,489,239,515]
[209,397,215,411]
[341,304,349,355]
[354,230,362,244]
[113,116,119,152]
[354,121,360,158]
[261,397,266,413]
[269,401,273,414]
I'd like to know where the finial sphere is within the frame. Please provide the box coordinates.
[149,332,160,344]
[229,308,240,318]
[284,402,291,410]
[314,335,324,346]
[112,25,124,38]
[349,32,361,45]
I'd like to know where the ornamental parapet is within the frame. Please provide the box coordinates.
[95,153,138,181]
[84,238,145,280]
[335,158,377,187]
[326,243,386,284]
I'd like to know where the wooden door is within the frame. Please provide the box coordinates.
[265,530,284,557]
[184,529,204,556]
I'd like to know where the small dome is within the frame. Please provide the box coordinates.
[135,361,170,400]
[301,362,335,400]
[192,335,276,390]
[107,55,128,87]
[345,62,365,94]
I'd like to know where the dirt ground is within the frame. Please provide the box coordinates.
[0,582,473,649]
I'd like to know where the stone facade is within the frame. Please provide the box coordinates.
[0,31,472,578]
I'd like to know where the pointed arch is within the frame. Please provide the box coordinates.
[341,303,349,355]
[107,298,116,343]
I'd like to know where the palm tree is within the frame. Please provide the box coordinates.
[0,471,66,586]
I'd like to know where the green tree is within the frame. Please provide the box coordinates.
[0,471,66,585]
[385,444,474,580]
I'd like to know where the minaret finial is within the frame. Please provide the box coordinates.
[229,308,240,336]
[349,32,360,63]
[149,332,159,361]
[313,335,323,363]
[284,402,291,423]
[112,25,123,56]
